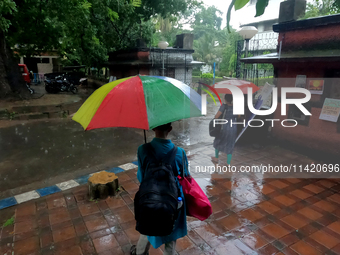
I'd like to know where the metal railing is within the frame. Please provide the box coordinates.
[235,34,277,86]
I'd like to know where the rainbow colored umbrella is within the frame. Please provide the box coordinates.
[72,76,202,131]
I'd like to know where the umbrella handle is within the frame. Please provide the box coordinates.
[144,130,147,144]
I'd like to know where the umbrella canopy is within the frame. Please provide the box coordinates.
[72,75,202,130]
[213,79,260,94]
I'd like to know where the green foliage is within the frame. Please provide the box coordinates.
[257,51,274,70]
[201,73,213,78]
[131,0,142,7]
[256,0,269,17]
[2,216,14,227]
[107,7,119,21]
[4,109,16,120]
[3,0,196,70]
[151,2,203,47]
[192,6,222,35]
[218,30,242,76]
[179,5,244,77]
[335,0,340,10]
[0,0,17,31]
[192,34,218,65]
[190,6,227,67]
[229,54,237,71]
[256,76,273,87]
[153,16,183,46]
[226,0,236,33]
[62,111,68,118]
[302,0,340,19]
[153,4,227,69]
[234,0,250,11]
[227,0,269,32]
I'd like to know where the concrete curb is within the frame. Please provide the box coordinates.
[0,161,138,210]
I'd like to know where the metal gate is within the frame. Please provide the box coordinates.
[235,32,278,86]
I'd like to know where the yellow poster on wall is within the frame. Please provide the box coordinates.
[308,80,324,95]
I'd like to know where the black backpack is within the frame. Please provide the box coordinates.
[134,143,180,236]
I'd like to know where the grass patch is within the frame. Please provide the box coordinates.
[3,216,14,227]
[256,76,274,87]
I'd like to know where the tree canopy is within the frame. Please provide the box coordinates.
[153,4,243,75]
[1,0,199,68]
[0,0,200,97]
[303,0,340,19]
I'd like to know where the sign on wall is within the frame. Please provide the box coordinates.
[295,75,306,88]
[308,79,324,94]
[319,98,340,122]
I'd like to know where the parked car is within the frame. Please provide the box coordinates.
[18,64,31,84]
[18,64,34,94]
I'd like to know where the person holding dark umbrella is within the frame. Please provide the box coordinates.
[212,94,238,165]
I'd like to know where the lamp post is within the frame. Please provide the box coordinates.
[158,41,169,76]
[237,26,258,79]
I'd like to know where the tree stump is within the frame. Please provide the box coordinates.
[88,171,119,200]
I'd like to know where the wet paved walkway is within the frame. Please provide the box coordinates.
[1,144,340,255]
[0,102,212,199]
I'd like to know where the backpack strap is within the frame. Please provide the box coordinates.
[162,145,179,178]
[222,104,228,118]
[220,105,228,131]
[142,143,179,176]
[143,143,158,163]
[181,149,185,178]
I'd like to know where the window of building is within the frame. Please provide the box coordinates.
[41,58,50,64]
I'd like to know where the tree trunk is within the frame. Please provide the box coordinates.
[0,29,30,99]
[88,171,119,200]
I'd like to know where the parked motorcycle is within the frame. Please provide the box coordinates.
[45,74,78,94]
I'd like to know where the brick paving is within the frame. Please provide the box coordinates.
[1,144,340,255]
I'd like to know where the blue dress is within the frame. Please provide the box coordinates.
[137,138,189,249]
[213,104,237,154]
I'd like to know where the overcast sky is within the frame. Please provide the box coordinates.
[201,0,314,30]
[181,0,242,30]
[201,0,236,28]
[180,0,271,30]
[200,0,283,29]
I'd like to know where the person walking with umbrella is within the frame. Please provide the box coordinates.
[212,94,238,165]
[131,122,189,255]
[71,76,201,255]
[210,79,259,165]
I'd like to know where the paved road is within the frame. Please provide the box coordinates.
[0,102,219,199]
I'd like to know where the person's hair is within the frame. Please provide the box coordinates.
[224,94,233,103]
[153,122,172,132]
